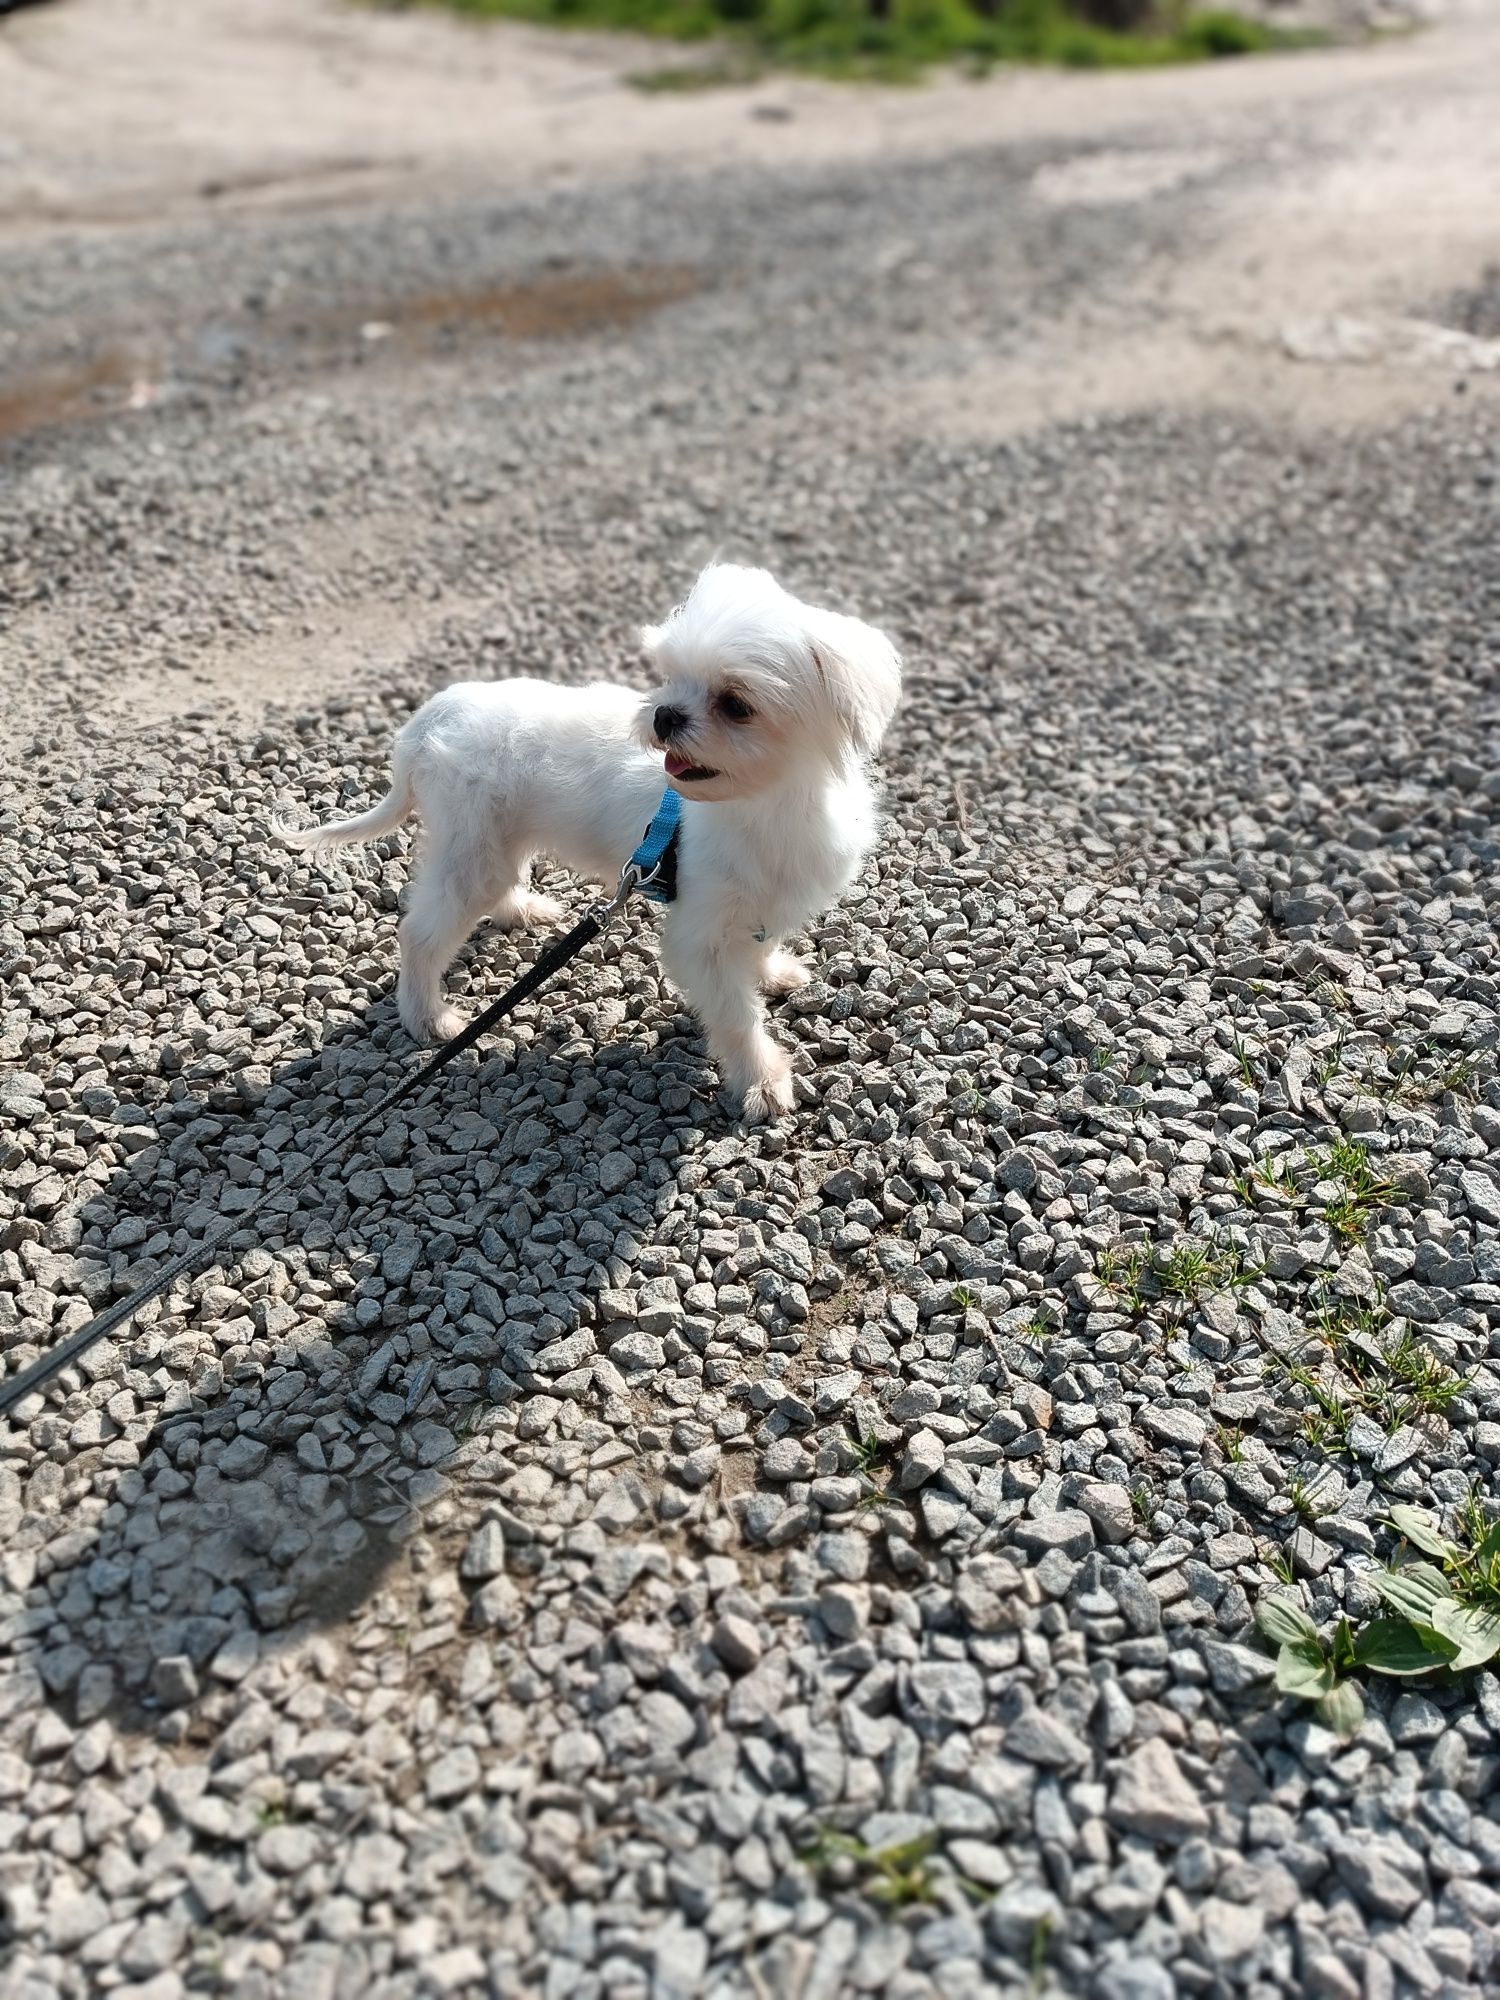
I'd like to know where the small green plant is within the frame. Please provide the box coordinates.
[1100,1235,1257,1316]
[1387,1042,1491,1107]
[951,1284,979,1310]
[192,1932,227,1986]
[801,1829,940,1909]
[1029,1909,1054,1995]
[1230,1034,1259,1087]
[1427,1051,1487,1101]
[1383,1331,1467,1417]
[850,1429,898,1510]
[1361,1555,1500,1678]
[1326,1133,1387,1182]
[1097,1243,1151,1313]
[1214,1422,1246,1463]
[1366,1558,1500,1672]
[1158,1241,1215,1300]
[1320,1191,1365,1245]
[850,1430,891,1478]
[1263,1545,1297,1587]
[1311,1287,1385,1350]
[1314,1023,1349,1088]
[1242,1135,1402,1241]
[1278,1290,1464,1451]
[1254,1597,1366,1739]
[1273,1357,1351,1444]
[1457,1485,1499,1580]
[1300,1410,1349,1452]
[950,1070,985,1115]
[1255,1506,1500,1743]
[1287,1477,1329,1523]
[1164,1240,1251,1300]
[1252,1150,1302,1200]
[256,1800,287,1829]
[1383,1040,1423,1104]
[1390,1502,1500,1616]
[1129,1483,1155,1524]
[1234,1151,1302,1209]
[1308,1137,1397,1244]
[1089,1043,1119,1072]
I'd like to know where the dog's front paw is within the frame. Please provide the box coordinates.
[739,1062,795,1124]
[761,949,812,997]
[400,1000,466,1044]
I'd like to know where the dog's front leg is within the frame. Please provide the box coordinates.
[662,916,795,1123]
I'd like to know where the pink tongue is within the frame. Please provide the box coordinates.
[664,752,692,778]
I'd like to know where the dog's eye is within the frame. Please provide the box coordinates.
[717,693,754,723]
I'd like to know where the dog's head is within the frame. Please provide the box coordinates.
[635,563,901,803]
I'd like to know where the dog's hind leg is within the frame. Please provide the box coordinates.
[397,833,520,1043]
[490,865,564,932]
[760,946,811,997]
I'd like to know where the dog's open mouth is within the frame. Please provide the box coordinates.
[664,751,717,783]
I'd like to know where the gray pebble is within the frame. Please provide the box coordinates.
[1108,1738,1210,1843]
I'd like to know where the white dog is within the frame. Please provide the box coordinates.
[282,563,901,1120]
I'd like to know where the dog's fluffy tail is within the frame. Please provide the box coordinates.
[277,773,413,855]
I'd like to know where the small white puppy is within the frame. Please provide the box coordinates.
[282,563,901,1120]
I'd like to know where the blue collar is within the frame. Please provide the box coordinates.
[629,788,681,904]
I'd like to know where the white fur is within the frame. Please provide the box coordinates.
[281,563,901,1121]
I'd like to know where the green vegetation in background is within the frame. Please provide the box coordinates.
[412,0,1309,81]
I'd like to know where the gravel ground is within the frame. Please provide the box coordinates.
[2,93,1500,2000]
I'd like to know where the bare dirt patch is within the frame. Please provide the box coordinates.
[0,264,700,444]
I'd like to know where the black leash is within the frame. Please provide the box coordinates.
[0,793,684,1420]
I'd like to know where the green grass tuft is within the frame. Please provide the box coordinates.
[1273,1285,1468,1454]
[1097,1233,1258,1316]
[411,0,1309,80]
[801,1828,943,1907]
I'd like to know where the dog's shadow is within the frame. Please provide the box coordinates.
[14,932,739,1734]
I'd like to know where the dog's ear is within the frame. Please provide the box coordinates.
[806,611,902,760]
[640,622,666,659]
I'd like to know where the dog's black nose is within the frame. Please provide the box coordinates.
[654,704,688,741]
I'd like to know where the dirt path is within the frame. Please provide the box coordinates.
[0,0,1492,243]
[3,0,1498,441]
[1,3,1497,757]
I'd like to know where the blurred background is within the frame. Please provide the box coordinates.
[0,0,1492,472]
[1,0,1494,925]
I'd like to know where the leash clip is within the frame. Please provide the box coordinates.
[597,855,651,923]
